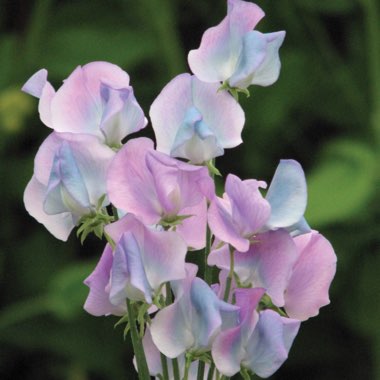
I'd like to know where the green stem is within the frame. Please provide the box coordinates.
[361,0,380,145]
[223,247,235,302]
[165,282,172,305]
[160,353,169,380]
[126,299,150,380]
[183,355,192,380]
[22,0,52,73]
[172,357,180,380]
[207,363,215,380]
[140,0,185,77]
[197,360,205,380]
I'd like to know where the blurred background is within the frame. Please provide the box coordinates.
[0,0,379,379]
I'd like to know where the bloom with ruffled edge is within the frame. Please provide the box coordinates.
[22,61,147,147]
[188,0,286,90]
[150,73,245,164]
[150,264,239,358]
[24,132,115,241]
[84,213,187,314]
[208,173,271,252]
[208,229,298,307]
[212,288,300,378]
[107,137,214,249]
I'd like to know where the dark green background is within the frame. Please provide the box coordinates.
[0,0,379,379]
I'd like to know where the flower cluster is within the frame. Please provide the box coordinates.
[23,1,337,379]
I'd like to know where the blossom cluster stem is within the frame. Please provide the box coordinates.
[197,360,205,380]
[207,363,215,380]
[361,0,380,145]
[172,358,181,380]
[126,298,150,380]
[160,353,169,380]
[223,246,235,302]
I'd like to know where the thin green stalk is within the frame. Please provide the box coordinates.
[126,299,150,380]
[361,0,380,145]
[160,353,169,380]
[223,247,235,302]
[166,282,173,305]
[140,0,185,77]
[207,363,215,380]
[22,0,53,74]
[172,357,181,380]
[183,355,192,380]
[197,360,205,380]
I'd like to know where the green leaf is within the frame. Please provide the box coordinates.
[305,140,376,226]
[40,27,158,78]
[47,262,96,320]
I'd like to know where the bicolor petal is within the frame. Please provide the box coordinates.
[212,288,265,376]
[24,176,75,241]
[188,0,265,83]
[150,74,245,163]
[84,244,126,316]
[245,310,300,378]
[23,62,146,145]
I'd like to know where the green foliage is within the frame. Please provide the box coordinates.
[47,262,96,320]
[306,140,377,226]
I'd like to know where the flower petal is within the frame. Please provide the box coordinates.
[24,176,74,241]
[188,0,264,83]
[265,160,309,233]
[245,310,300,378]
[107,137,161,224]
[83,244,126,316]
[51,62,130,136]
[284,232,337,321]
[251,31,286,87]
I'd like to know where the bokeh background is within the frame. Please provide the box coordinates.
[1,0,379,379]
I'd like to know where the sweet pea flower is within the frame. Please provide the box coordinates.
[188,0,286,90]
[107,137,214,249]
[84,213,187,314]
[24,132,115,241]
[150,73,245,164]
[150,264,239,358]
[208,229,298,307]
[284,231,337,321]
[208,173,271,252]
[212,288,300,378]
[264,159,311,236]
[22,62,147,146]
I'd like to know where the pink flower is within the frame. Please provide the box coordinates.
[150,74,245,163]
[188,0,285,89]
[107,137,214,249]
[24,132,115,240]
[22,62,147,146]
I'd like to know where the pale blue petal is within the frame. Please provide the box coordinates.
[265,160,308,231]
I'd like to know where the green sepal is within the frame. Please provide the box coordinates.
[240,366,254,380]
[159,214,193,228]
[206,160,222,177]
